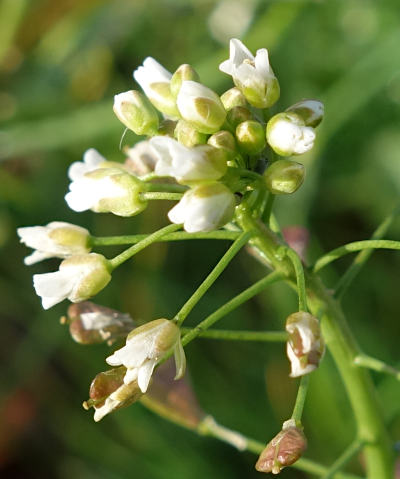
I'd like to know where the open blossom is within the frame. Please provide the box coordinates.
[106,318,186,393]
[33,253,111,310]
[219,38,279,108]
[150,136,227,184]
[65,167,147,217]
[133,57,179,117]
[17,221,90,265]
[168,182,236,233]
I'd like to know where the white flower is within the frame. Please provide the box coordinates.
[176,81,227,134]
[68,148,107,182]
[168,182,236,233]
[124,140,159,176]
[17,221,90,265]
[33,253,111,310]
[150,136,227,184]
[106,318,186,393]
[219,38,279,108]
[113,90,159,135]
[286,312,325,377]
[65,167,147,217]
[266,112,316,156]
[133,57,178,117]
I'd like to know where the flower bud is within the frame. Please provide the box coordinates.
[286,100,324,128]
[174,119,208,147]
[219,38,280,108]
[133,57,179,117]
[170,64,200,98]
[150,136,227,184]
[168,182,236,233]
[33,253,111,309]
[266,112,316,156]
[226,106,252,130]
[124,140,158,176]
[84,366,143,421]
[17,221,90,265]
[255,419,307,474]
[113,90,159,136]
[264,159,305,195]
[236,120,266,154]
[207,130,237,162]
[177,81,226,134]
[67,301,135,345]
[106,318,186,393]
[157,119,177,137]
[65,167,147,217]
[286,312,325,377]
[220,87,247,110]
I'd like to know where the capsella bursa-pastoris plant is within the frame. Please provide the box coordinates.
[18,38,399,478]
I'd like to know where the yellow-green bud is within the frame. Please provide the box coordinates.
[157,119,177,137]
[235,120,265,154]
[174,119,208,147]
[220,87,247,110]
[207,130,237,161]
[264,159,305,195]
[113,90,159,136]
[286,99,324,127]
[170,64,200,98]
[226,106,252,130]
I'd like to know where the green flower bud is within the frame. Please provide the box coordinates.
[174,119,208,147]
[157,119,177,137]
[170,64,200,98]
[220,87,247,110]
[286,99,324,128]
[235,120,266,155]
[264,159,305,195]
[177,81,227,134]
[113,90,159,136]
[207,130,237,161]
[255,419,307,474]
[226,106,252,130]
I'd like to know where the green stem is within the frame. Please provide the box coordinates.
[180,328,287,342]
[313,240,400,273]
[181,270,284,347]
[291,375,310,423]
[174,231,253,326]
[354,354,400,381]
[91,230,241,246]
[141,192,182,201]
[109,223,182,269]
[145,182,188,193]
[262,193,275,225]
[335,205,400,299]
[321,439,365,479]
[285,247,308,312]
[235,204,394,478]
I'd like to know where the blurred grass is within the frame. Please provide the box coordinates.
[1,0,399,478]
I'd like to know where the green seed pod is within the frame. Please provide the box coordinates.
[235,120,266,155]
[264,159,305,194]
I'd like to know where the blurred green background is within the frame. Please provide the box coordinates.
[1,0,400,477]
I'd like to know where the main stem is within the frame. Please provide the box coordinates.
[235,205,393,479]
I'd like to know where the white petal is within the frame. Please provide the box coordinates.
[33,270,76,309]
[24,250,53,266]
[123,367,139,385]
[93,396,119,422]
[137,359,157,392]
[254,48,271,78]
[230,38,254,67]
[167,196,189,225]
[83,148,106,167]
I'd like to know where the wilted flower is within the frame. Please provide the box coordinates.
[286,312,325,377]
[255,419,307,474]
[17,221,90,265]
[33,253,111,310]
[176,80,227,134]
[168,182,236,233]
[67,301,135,345]
[219,38,280,108]
[106,318,185,393]
[133,57,179,117]
[150,136,227,184]
[266,112,316,156]
[65,167,147,217]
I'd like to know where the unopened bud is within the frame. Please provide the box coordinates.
[170,64,200,98]
[177,81,227,134]
[264,159,305,195]
[236,120,266,154]
[286,312,325,377]
[286,100,324,128]
[113,90,159,136]
[157,119,177,137]
[175,119,208,147]
[226,106,252,130]
[67,301,135,345]
[220,87,247,110]
[207,130,237,162]
[255,420,307,474]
